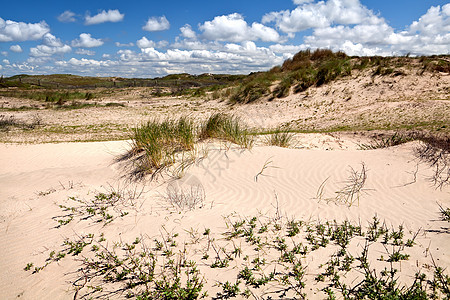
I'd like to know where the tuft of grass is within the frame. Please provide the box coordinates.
[129,117,196,177]
[199,113,252,148]
[266,127,294,148]
[124,114,252,179]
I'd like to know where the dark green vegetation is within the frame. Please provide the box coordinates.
[0,73,244,89]
[228,49,450,103]
[0,72,244,101]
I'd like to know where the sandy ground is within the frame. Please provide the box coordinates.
[1,69,449,143]
[0,66,449,298]
[0,137,449,299]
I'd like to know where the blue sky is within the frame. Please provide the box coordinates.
[1,0,449,77]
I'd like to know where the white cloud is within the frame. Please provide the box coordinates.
[409,4,450,36]
[85,9,124,25]
[115,42,134,47]
[300,3,450,56]
[136,37,168,49]
[199,13,281,42]
[3,59,10,64]
[30,44,71,57]
[0,18,50,42]
[180,24,197,39]
[9,37,286,77]
[136,37,155,49]
[42,33,64,47]
[143,16,170,31]
[263,0,382,33]
[72,33,104,48]
[1,51,7,56]
[29,33,71,57]
[75,49,95,56]
[58,10,76,23]
[65,58,114,67]
[10,45,23,53]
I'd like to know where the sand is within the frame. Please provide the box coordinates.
[0,137,449,299]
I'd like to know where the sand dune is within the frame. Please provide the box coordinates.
[0,137,449,299]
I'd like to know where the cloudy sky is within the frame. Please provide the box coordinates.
[1,0,449,77]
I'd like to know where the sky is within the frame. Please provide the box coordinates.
[0,0,449,78]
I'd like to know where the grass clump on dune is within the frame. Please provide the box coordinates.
[128,117,196,178]
[265,127,294,148]
[200,113,253,148]
[125,114,252,179]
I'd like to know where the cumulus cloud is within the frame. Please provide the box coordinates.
[0,18,50,42]
[199,13,281,42]
[409,4,450,36]
[136,37,155,49]
[10,45,23,53]
[30,33,71,57]
[263,0,382,33]
[58,10,76,23]
[143,16,170,31]
[75,49,95,56]
[180,24,197,39]
[85,9,124,25]
[72,33,104,48]
[136,37,168,49]
[300,3,450,56]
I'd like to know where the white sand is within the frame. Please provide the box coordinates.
[0,138,449,299]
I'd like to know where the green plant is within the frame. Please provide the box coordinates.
[127,117,196,177]
[229,73,274,103]
[24,263,34,271]
[438,203,450,222]
[199,113,252,148]
[266,127,294,148]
